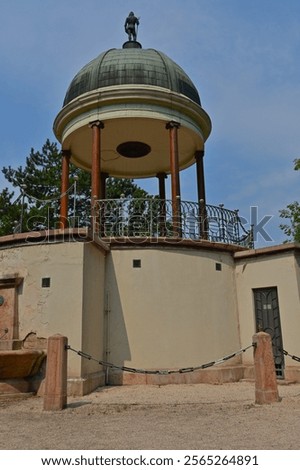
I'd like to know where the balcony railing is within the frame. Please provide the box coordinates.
[94,198,253,247]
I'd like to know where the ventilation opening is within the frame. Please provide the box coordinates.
[41,277,51,288]
[133,259,141,268]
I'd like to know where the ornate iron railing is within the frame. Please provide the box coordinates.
[94,198,253,247]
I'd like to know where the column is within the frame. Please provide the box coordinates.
[157,172,167,201]
[100,172,109,237]
[195,150,208,240]
[89,120,104,231]
[156,172,167,237]
[166,121,181,237]
[60,149,70,229]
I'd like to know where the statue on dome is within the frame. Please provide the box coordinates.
[124,11,139,41]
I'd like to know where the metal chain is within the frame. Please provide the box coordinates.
[280,348,300,363]
[66,344,253,375]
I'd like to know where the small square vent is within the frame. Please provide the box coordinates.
[41,277,51,288]
[215,263,222,271]
[133,259,141,268]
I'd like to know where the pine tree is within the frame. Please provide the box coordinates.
[0,188,21,236]
[0,139,154,235]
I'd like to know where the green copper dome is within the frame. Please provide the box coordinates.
[63,45,201,106]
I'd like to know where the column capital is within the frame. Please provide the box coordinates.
[166,120,181,130]
[89,120,104,129]
[61,149,71,158]
[195,149,205,160]
[156,172,167,179]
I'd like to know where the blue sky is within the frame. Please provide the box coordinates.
[0,0,300,246]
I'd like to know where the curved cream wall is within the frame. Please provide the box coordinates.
[105,247,240,371]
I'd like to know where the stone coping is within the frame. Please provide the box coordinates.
[104,237,247,253]
[234,242,300,260]
[0,228,109,254]
[2,230,298,259]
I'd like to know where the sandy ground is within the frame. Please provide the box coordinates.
[1,381,300,450]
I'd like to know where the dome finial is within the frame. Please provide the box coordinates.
[124,11,140,42]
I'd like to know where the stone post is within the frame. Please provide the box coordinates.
[43,334,68,411]
[252,331,280,405]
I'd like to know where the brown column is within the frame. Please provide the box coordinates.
[89,120,104,231]
[195,150,208,240]
[60,150,71,229]
[157,172,167,200]
[195,150,206,204]
[89,120,104,202]
[156,172,167,237]
[166,121,181,237]
[99,172,108,237]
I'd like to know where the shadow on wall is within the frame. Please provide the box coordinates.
[104,255,131,384]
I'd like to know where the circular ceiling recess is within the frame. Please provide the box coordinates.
[117,141,151,158]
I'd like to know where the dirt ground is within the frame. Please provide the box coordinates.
[1,381,300,450]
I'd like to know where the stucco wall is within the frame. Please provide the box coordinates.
[0,241,84,376]
[81,242,106,377]
[2,236,299,390]
[105,246,240,372]
[235,250,300,368]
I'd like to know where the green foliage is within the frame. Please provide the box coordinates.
[279,201,300,243]
[2,139,64,231]
[294,158,300,171]
[0,139,152,236]
[106,177,149,199]
[0,188,21,236]
[279,159,300,243]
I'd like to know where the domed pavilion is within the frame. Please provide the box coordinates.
[54,36,250,246]
[1,18,298,397]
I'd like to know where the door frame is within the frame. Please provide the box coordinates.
[253,286,285,378]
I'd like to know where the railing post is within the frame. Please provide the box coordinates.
[43,334,68,411]
[252,331,280,405]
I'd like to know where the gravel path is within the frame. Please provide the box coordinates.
[1,382,300,450]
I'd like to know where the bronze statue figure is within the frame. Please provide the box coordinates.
[124,11,139,41]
